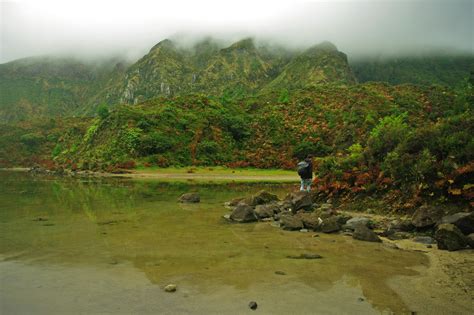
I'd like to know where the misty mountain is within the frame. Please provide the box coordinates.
[0,37,472,122]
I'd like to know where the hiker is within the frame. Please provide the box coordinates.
[297,155,313,192]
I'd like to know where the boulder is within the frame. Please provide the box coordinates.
[230,205,257,223]
[280,215,304,231]
[320,216,342,233]
[178,193,200,203]
[389,219,415,232]
[254,202,280,219]
[297,212,322,230]
[439,212,474,235]
[467,233,474,248]
[253,190,279,204]
[411,205,444,228]
[353,225,382,242]
[343,217,370,231]
[284,191,313,211]
[435,223,468,251]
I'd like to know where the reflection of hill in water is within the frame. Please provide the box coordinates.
[0,171,427,313]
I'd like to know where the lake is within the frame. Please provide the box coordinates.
[0,171,428,314]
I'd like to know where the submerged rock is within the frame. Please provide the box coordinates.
[439,212,474,235]
[164,284,177,292]
[435,223,468,251]
[353,225,381,242]
[286,253,323,259]
[248,301,258,310]
[178,193,200,203]
[230,205,257,223]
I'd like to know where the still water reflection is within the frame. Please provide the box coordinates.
[0,171,427,314]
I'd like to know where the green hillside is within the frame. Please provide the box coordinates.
[351,55,474,87]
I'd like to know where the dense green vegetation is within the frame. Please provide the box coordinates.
[351,55,474,87]
[1,38,472,209]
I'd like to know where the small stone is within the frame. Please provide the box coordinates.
[164,284,177,292]
[275,271,286,275]
[249,301,258,310]
[358,297,365,302]
[178,193,200,203]
[300,228,309,233]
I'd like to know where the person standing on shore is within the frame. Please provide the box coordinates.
[297,155,313,192]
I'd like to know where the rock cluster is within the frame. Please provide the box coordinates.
[224,190,380,243]
[224,191,474,250]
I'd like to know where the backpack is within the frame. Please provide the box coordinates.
[297,161,309,176]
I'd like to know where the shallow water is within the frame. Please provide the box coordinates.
[0,171,428,314]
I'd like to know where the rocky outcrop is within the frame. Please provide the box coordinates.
[178,193,200,203]
[411,205,444,228]
[435,223,468,251]
[353,225,382,242]
[230,205,257,223]
[439,212,474,235]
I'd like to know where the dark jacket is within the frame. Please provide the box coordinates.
[300,158,313,179]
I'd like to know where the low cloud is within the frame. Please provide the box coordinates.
[1,0,472,63]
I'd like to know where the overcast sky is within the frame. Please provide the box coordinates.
[1,0,472,63]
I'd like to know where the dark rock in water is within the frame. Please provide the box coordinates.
[467,233,474,248]
[286,253,323,259]
[413,236,436,244]
[439,212,474,235]
[343,217,370,231]
[387,232,412,240]
[230,205,257,223]
[275,271,286,275]
[238,191,279,207]
[284,191,312,211]
[435,223,468,251]
[353,225,382,242]
[320,216,342,233]
[297,212,321,230]
[280,214,304,231]
[254,190,279,204]
[249,301,258,310]
[254,202,280,219]
[32,217,48,222]
[178,193,200,203]
[411,205,444,228]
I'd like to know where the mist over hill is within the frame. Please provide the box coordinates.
[1,37,472,122]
